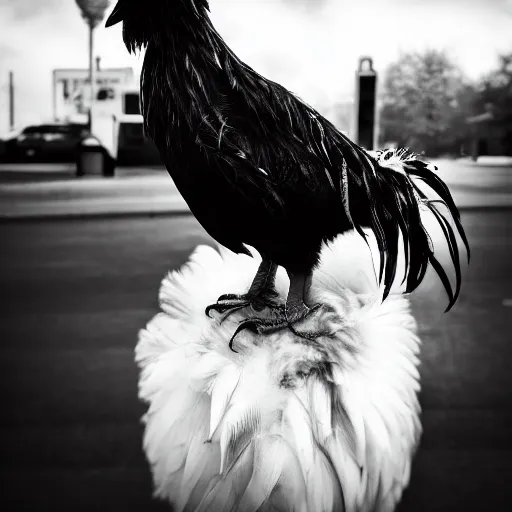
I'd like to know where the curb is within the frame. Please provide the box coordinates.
[0,209,194,222]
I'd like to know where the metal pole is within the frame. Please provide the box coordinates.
[9,71,14,131]
[88,20,96,133]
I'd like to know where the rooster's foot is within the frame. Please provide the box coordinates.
[205,289,281,323]
[287,303,338,341]
[228,314,288,352]
[228,303,335,352]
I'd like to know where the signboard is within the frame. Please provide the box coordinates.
[52,67,134,123]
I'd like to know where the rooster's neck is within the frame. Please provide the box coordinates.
[169,15,235,82]
[142,14,244,140]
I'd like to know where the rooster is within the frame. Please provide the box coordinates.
[106,2,470,509]
[106,0,468,347]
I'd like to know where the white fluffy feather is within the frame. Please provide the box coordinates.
[136,229,423,512]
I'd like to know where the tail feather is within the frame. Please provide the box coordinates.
[346,148,469,311]
[425,202,463,308]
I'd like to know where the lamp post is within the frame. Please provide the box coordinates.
[9,71,14,131]
[75,0,111,133]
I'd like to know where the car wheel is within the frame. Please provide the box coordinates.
[103,155,116,177]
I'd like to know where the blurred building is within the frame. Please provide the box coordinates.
[52,65,134,124]
[467,111,512,159]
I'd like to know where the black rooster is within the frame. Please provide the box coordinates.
[106,0,469,347]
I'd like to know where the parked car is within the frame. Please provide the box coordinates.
[13,123,88,162]
[116,119,161,166]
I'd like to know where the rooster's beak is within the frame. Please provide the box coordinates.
[105,1,124,27]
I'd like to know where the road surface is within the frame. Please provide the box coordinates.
[1,159,512,220]
[0,212,511,511]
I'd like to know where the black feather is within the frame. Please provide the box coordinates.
[109,0,469,309]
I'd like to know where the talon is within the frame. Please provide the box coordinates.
[205,303,225,318]
[205,300,250,318]
[219,304,248,323]
[205,292,252,319]
[218,293,242,302]
[229,319,263,352]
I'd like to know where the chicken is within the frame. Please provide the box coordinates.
[106,0,469,349]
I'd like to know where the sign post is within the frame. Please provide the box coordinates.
[8,71,14,131]
[354,57,378,150]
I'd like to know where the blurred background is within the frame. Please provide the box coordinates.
[1,0,511,511]
[0,0,511,159]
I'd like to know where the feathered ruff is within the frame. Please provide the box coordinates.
[136,230,423,512]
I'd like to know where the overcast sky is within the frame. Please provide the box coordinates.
[0,0,511,130]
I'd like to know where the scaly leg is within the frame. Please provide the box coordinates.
[205,259,281,321]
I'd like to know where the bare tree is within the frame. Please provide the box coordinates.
[379,49,470,157]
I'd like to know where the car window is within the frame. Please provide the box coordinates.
[22,126,41,134]
[42,126,70,134]
[21,124,86,138]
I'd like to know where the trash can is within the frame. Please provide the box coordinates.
[76,136,115,178]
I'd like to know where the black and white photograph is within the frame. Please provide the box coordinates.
[1,0,511,510]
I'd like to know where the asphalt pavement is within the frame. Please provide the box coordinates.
[0,211,511,511]
[0,159,511,510]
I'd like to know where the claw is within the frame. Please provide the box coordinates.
[205,300,250,318]
[229,319,264,352]
[228,312,291,352]
[219,304,248,323]
[218,293,243,301]
[205,292,253,318]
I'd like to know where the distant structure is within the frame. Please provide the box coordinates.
[52,64,134,124]
[467,110,512,159]
[0,71,16,135]
[353,57,378,151]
